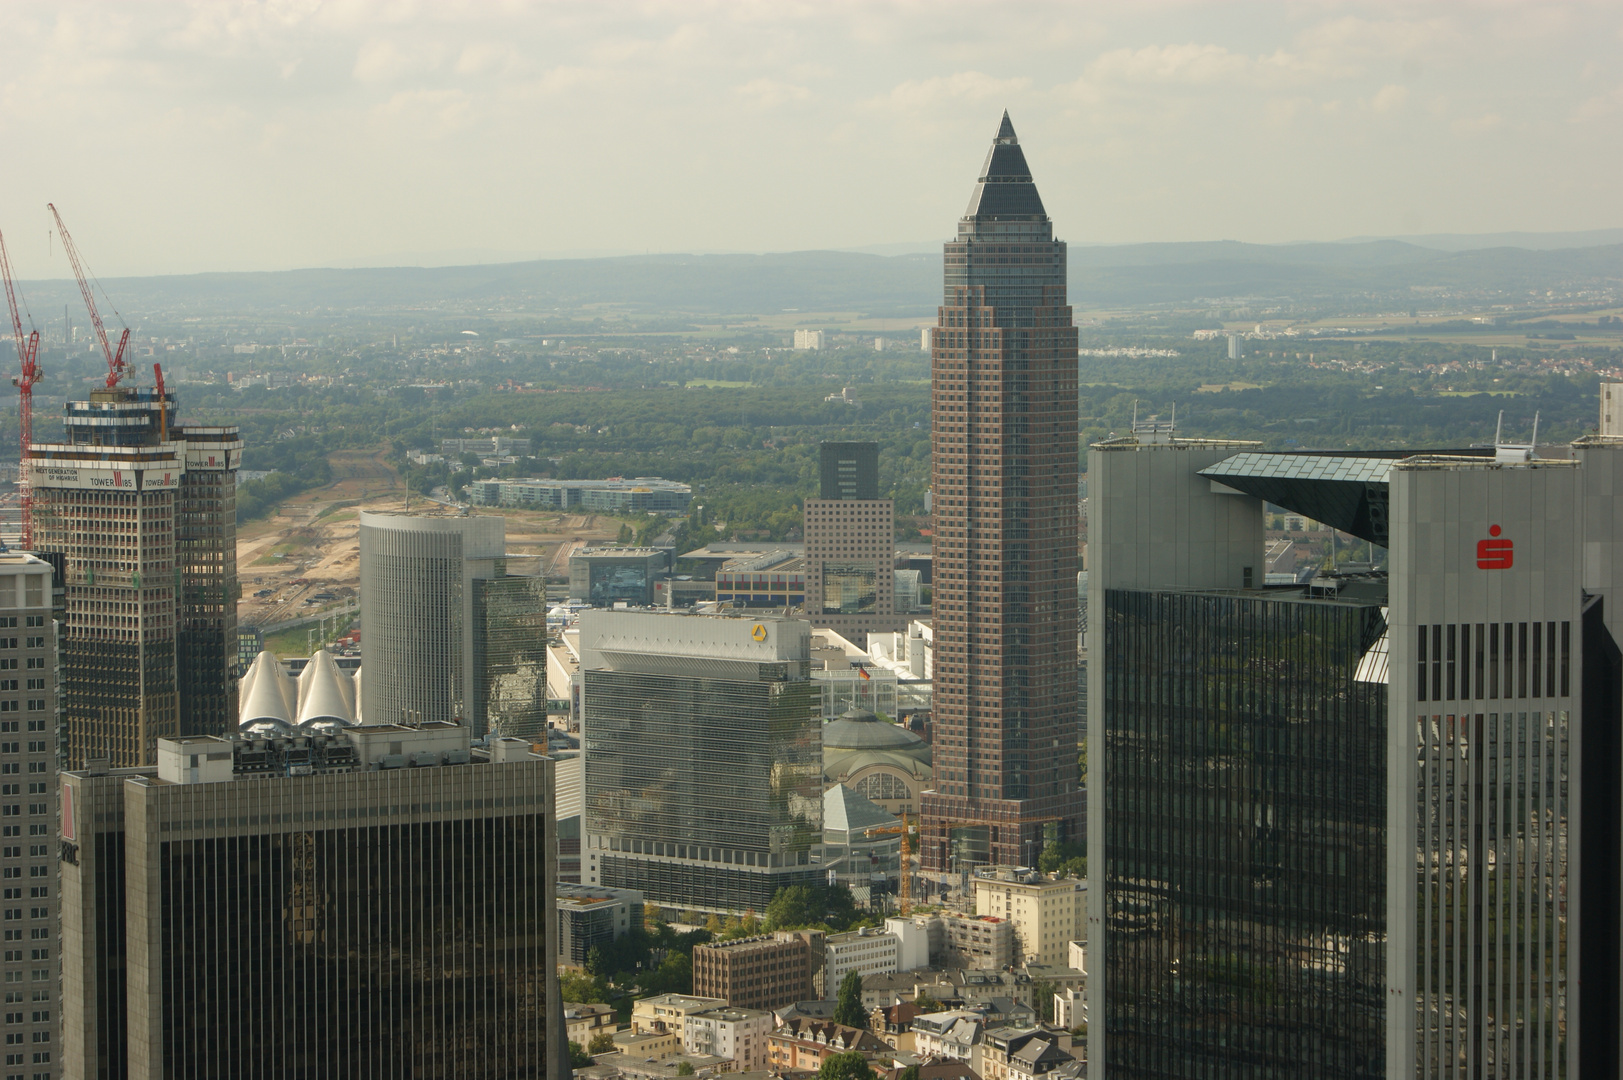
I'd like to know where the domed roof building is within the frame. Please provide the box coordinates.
[238,650,362,736]
[822,707,932,819]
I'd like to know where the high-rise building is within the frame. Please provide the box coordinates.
[919,113,1083,871]
[60,726,562,1079]
[1085,432,1623,1079]
[1602,380,1622,436]
[805,442,903,637]
[580,610,824,914]
[359,511,546,737]
[28,385,240,768]
[0,555,59,1080]
[793,330,824,351]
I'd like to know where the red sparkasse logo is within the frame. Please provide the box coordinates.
[1477,525,1513,570]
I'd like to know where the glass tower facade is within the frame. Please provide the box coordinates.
[581,612,825,914]
[1099,588,1387,1079]
[920,112,1083,870]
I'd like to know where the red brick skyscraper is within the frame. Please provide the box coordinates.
[920,113,1082,873]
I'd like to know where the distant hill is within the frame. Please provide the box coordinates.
[11,239,1621,318]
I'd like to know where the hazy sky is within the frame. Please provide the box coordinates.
[1,1,1619,277]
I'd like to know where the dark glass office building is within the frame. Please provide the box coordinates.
[60,727,560,1080]
[1099,587,1387,1079]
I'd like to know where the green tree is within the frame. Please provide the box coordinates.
[1030,978,1057,1023]
[558,970,608,1004]
[898,1066,921,1080]
[676,1063,696,1076]
[569,1042,593,1068]
[913,992,945,1013]
[817,1050,875,1080]
[834,969,867,1029]
[589,1032,617,1055]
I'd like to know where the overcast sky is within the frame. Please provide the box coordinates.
[0,1,1619,277]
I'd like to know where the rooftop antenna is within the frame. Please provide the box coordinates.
[1530,411,1540,449]
[1494,410,1504,446]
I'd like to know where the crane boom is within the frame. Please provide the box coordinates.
[0,229,41,547]
[46,204,129,389]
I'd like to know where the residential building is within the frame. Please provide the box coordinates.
[564,1002,618,1047]
[684,1007,775,1070]
[939,913,1015,970]
[581,611,824,914]
[568,547,668,607]
[919,112,1084,871]
[911,1010,984,1067]
[467,475,691,512]
[614,1029,682,1061]
[0,555,58,1080]
[29,384,242,767]
[868,1001,921,1052]
[890,1062,982,1080]
[768,1018,889,1073]
[825,927,902,989]
[1087,428,1623,1078]
[981,1028,1075,1080]
[59,725,560,1079]
[692,932,821,1012]
[632,994,727,1036]
[1052,987,1084,1030]
[793,330,824,351]
[973,868,1084,966]
[805,442,903,637]
[556,883,644,968]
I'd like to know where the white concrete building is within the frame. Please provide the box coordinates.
[683,1007,775,1070]
[793,329,824,350]
[1603,380,1623,436]
[884,915,931,972]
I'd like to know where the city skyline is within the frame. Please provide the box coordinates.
[0,3,1616,276]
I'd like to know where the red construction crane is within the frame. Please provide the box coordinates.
[0,229,41,547]
[46,203,129,389]
[153,363,167,439]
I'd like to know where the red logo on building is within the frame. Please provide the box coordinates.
[1477,525,1513,570]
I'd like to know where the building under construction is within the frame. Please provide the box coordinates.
[28,384,241,767]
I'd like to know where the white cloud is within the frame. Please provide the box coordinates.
[881,72,1033,111]
[734,78,812,110]
[1370,84,1409,113]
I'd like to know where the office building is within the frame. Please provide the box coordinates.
[29,384,241,768]
[824,927,902,989]
[920,113,1084,871]
[0,555,58,1080]
[973,867,1084,967]
[940,912,1015,970]
[691,932,822,1012]
[1603,380,1623,436]
[793,330,824,351]
[468,476,691,513]
[359,512,546,737]
[631,994,727,1037]
[60,724,561,1079]
[580,611,824,913]
[1085,430,1623,1079]
[822,783,901,893]
[568,547,668,607]
[556,882,644,967]
[714,551,806,609]
[441,435,532,457]
[805,442,903,637]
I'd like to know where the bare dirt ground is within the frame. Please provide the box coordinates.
[235,448,620,629]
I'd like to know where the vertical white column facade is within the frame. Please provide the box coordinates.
[1387,459,1583,1080]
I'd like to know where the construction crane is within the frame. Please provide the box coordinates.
[153,363,168,439]
[864,812,917,914]
[47,203,130,389]
[0,229,41,547]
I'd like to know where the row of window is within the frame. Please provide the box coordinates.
[1417,620,1572,702]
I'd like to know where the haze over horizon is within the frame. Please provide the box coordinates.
[1,1,1619,279]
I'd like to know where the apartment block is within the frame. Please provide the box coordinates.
[824,926,901,989]
[973,867,1084,966]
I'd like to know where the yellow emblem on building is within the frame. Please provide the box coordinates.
[751,623,768,642]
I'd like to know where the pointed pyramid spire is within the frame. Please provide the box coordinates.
[964,111,1046,220]
[996,110,1017,142]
